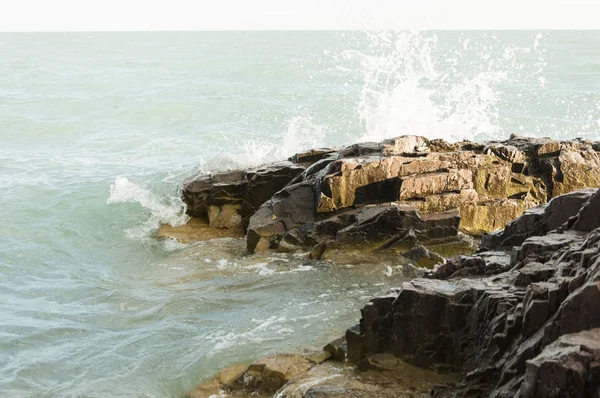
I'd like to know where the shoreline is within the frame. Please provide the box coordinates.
[166,134,600,397]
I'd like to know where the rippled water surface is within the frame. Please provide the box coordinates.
[1,31,599,397]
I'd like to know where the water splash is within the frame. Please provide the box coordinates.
[106,176,188,239]
[336,31,507,142]
[205,115,328,172]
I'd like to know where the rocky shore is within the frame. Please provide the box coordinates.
[165,135,600,397]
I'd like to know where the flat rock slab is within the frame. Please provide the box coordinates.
[278,355,456,398]
[156,217,244,243]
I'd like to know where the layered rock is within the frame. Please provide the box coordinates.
[181,161,306,230]
[344,188,600,397]
[175,134,600,262]
[180,134,600,398]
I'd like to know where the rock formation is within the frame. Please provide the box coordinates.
[346,188,600,397]
[171,134,600,265]
[179,135,600,398]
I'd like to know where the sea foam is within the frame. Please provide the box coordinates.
[107,176,188,240]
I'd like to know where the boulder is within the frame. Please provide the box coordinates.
[181,161,305,229]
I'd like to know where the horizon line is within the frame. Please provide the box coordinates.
[2,28,600,33]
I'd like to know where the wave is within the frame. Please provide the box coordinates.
[106,176,188,240]
[110,31,557,240]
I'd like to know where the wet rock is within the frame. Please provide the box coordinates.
[182,161,305,229]
[276,354,457,398]
[381,135,430,156]
[401,244,446,268]
[156,217,244,243]
[179,135,600,257]
[186,363,249,398]
[324,336,347,362]
[345,187,600,397]
[247,182,316,253]
[290,148,336,165]
[243,353,323,394]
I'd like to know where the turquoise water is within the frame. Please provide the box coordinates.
[1,31,599,397]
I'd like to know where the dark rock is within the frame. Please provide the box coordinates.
[290,148,336,165]
[402,245,446,268]
[515,262,556,287]
[182,161,304,229]
[247,182,316,252]
[519,329,600,398]
[481,188,597,250]
[343,187,600,397]
[572,189,600,232]
[324,336,347,362]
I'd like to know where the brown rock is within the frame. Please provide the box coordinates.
[244,353,317,393]
[156,217,244,243]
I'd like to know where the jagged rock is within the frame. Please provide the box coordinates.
[571,187,600,232]
[182,161,305,229]
[247,182,316,252]
[335,205,459,245]
[481,189,597,250]
[177,135,600,258]
[345,189,600,397]
[519,329,600,397]
[324,336,347,362]
[515,262,556,287]
[183,140,600,397]
[431,251,512,279]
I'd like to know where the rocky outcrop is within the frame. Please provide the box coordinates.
[344,188,600,397]
[180,134,600,398]
[181,161,306,230]
[187,351,456,398]
[174,135,600,262]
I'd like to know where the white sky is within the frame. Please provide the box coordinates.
[2,0,600,31]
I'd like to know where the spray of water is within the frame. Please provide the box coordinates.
[111,31,561,239]
[107,176,188,239]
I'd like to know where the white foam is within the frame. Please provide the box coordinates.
[107,176,188,239]
[205,115,327,172]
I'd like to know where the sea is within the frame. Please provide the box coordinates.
[1,31,599,397]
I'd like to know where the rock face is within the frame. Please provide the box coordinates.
[177,135,600,258]
[345,188,600,397]
[182,161,306,230]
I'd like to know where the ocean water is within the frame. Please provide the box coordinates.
[1,31,599,397]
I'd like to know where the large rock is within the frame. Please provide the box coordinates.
[182,161,305,228]
[481,188,597,250]
[175,135,600,258]
[519,329,600,397]
[344,188,600,397]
